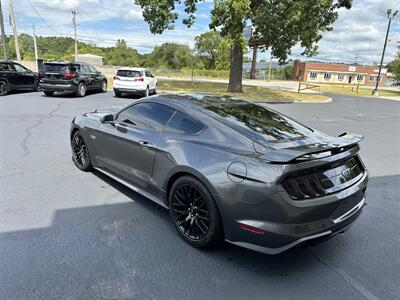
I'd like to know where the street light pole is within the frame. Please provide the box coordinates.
[372,9,398,96]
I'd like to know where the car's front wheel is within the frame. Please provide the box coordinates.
[71,131,92,171]
[34,79,42,92]
[101,80,107,93]
[169,176,223,248]
[44,91,54,97]
[77,82,87,97]
[144,86,149,97]
[0,81,8,96]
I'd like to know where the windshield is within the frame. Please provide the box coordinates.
[117,70,142,77]
[201,99,313,143]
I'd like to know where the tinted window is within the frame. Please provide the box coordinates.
[117,70,142,77]
[81,65,91,73]
[13,63,29,72]
[166,111,204,135]
[88,65,98,73]
[145,70,151,77]
[0,63,12,71]
[44,64,69,73]
[202,100,312,142]
[117,102,174,130]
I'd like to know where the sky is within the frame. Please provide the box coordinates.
[2,0,400,64]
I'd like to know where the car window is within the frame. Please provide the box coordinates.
[117,70,142,77]
[13,63,29,72]
[44,64,69,73]
[117,102,175,130]
[88,65,98,73]
[81,65,91,73]
[70,64,81,72]
[0,63,12,71]
[166,111,204,135]
[145,70,151,77]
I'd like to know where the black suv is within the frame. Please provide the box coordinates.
[0,61,41,96]
[40,62,107,97]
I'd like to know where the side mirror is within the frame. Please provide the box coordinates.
[100,114,114,123]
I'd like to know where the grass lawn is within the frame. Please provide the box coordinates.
[318,84,400,98]
[157,80,329,103]
[106,77,329,102]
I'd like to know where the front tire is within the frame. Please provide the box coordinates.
[77,82,87,97]
[169,176,223,248]
[34,79,42,92]
[114,89,121,97]
[44,91,54,97]
[0,81,8,96]
[101,80,107,93]
[71,131,92,171]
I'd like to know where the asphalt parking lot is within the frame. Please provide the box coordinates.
[1,90,399,299]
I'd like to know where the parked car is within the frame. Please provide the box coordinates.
[39,61,107,97]
[0,60,41,96]
[113,67,157,97]
[70,94,368,255]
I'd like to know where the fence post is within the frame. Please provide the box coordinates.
[298,81,301,93]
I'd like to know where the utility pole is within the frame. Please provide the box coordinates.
[250,46,257,79]
[72,10,77,61]
[32,25,38,70]
[8,0,21,61]
[0,0,7,60]
[373,9,398,96]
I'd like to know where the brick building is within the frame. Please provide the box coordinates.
[292,60,388,86]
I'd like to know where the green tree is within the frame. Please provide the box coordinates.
[147,43,193,69]
[215,38,232,70]
[386,55,400,81]
[195,31,223,69]
[105,39,140,66]
[134,0,352,93]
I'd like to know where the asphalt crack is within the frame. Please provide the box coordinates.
[20,102,64,157]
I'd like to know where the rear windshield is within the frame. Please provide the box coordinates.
[43,64,80,73]
[202,101,313,143]
[117,70,142,77]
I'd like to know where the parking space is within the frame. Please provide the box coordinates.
[1,91,399,299]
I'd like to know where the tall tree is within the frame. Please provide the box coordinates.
[134,0,352,93]
[195,31,223,69]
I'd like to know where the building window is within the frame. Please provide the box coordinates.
[357,74,364,82]
[324,73,331,80]
[309,72,317,80]
[369,75,380,82]
[337,73,345,81]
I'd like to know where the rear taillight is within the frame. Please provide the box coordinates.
[113,76,120,80]
[134,77,144,81]
[63,73,76,78]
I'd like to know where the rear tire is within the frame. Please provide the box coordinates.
[0,81,8,96]
[77,82,87,97]
[143,86,149,98]
[153,84,158,95]
[114,89,121,97]
[71,131,92,171]
[44,91,54,97]
[169,176,223,248]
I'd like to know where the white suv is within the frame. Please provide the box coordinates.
[113,67,157,97]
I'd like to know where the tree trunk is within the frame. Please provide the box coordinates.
[228,43,243,93]
[250,46,257,79]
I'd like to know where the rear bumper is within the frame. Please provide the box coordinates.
[113,87,145,94]
[224,171,368,255]
[40,83,77,92]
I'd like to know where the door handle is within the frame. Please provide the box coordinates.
[139,140,154,148]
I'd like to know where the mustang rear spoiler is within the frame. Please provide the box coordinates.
[257,132,364,164]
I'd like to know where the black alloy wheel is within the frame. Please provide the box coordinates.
[0,81,8,96]
[71,131,92,171]
[169,176,222,247]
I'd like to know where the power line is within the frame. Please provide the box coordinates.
[25,0,70,36]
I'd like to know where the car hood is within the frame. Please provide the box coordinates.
[254,132,363,163]
[84,106,124,119]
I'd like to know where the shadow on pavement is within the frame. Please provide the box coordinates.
[1,173,398,299]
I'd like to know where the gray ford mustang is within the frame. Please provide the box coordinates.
[70,94,368,254]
